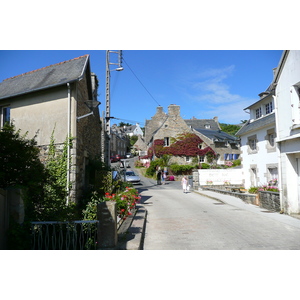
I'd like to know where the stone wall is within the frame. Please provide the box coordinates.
[200,186,257,205]
[259,191,280,211]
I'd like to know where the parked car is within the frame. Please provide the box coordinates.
[110,156,118,163]
[125,170,141,184]
[126,153,132,158]
[116,154,125,161]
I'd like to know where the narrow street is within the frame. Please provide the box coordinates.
[131,164,300,250]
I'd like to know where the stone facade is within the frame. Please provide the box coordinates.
[143,104,240,165]
[259,191,280,211]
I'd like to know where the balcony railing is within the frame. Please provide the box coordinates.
[31,220,99,250]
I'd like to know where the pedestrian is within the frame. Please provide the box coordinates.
[181,176,188,193]
[162,171,167,184]
[157,168,162,185]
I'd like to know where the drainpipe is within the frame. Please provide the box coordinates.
[66,83,71,205]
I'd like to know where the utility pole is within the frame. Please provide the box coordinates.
[104,50,123,166]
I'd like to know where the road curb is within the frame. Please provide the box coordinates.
[125,204,147,250]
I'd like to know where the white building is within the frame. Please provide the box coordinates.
[273,50,300,214]
[236,83,279,189]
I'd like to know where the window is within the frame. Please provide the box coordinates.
[290,83,300,126]
[249,138,256,150]
[199,156,205,162]
[164,137,170,147]
[205,124,211,129]
[265,102,273,114]
[248,135,257,153]
[1,106,10,127]
[268,167,278,182]
[186,156,190,162]
[255,107,262,119]
[268,132,275,147]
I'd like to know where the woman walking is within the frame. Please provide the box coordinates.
[181,176,188,193]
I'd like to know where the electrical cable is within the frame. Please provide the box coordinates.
[122,57,161,107]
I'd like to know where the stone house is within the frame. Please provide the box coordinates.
[143,104,240,165]
[110,124,130,157]
[123,123,143,137]
[0,54,102,203]
[236,81,278,189]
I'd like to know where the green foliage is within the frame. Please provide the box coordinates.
[130,135,138,146]
[145,160,162,177]
[169,164,196,175]
[0,123,46,189]
[200,163,210,169]
[232,159,241,167]
[248,187,259,194]
[219,123,241,136]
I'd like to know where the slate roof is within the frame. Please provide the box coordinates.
[185,119,220,131]
[194,128,239,142]
[236,113,275,136]
[0,55,90,100]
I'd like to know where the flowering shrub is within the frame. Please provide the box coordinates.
[144,133,216,160]
[104,187,141,220]
[225,161,233,167]
[258,185,279,192]
[206,180,213,185]
[83,187,141,221]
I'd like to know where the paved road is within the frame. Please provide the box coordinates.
[134,169,300,250]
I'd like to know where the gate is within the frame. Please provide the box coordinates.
[31,220,99,250]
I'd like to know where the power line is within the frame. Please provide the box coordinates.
[122,57,161,107]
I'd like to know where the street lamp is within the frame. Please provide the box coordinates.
[105,50,123,165]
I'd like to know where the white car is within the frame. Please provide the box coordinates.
[125,170,141,184]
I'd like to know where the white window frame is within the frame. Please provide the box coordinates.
[164,137,170,147]
[1,106,10,127]
[265,102,273,114]
[255,107,262,119]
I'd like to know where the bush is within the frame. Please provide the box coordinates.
[145,160,161,177]
[200,163,210,169]
[248,187,259,194]
[169,164,196,175]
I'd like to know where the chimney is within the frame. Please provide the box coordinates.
[156,106,163,114]
[168,104,180,117]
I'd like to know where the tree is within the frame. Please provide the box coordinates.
[219,123,241,136]
[0,123,46,189]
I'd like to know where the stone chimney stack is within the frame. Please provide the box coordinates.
[168,104,180,117]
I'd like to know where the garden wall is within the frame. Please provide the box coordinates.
[259,191,280,211]
[198,168,244,185]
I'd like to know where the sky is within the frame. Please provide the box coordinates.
[0,50,283,126]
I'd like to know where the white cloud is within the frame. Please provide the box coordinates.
[180,65,256,123]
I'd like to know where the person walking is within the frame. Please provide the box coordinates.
[156,168,162,185]
[181,176,188,193]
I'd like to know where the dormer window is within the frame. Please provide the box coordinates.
[255,107,262,119]
[205,124,211,129]
[265,102,273,114]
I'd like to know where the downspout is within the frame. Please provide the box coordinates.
[66,83,71,205]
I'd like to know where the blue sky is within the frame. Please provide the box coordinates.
[0,50,283,125]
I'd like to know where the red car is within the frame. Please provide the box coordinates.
[110,156,118,163]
